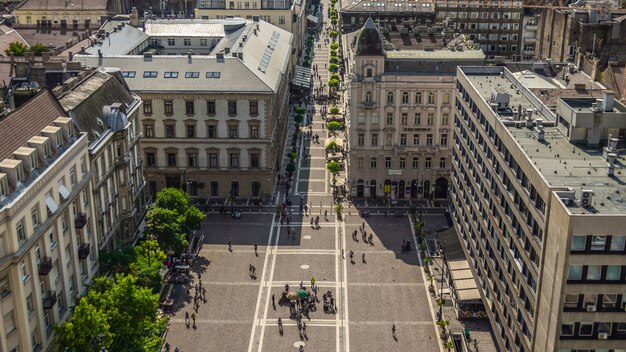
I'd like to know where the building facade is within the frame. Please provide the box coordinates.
[13,0,110,29]
[451,65,626,352]
[0,90,98,352]
[58,68,146,251]
[347,19,484,201]
[74,18,292,199]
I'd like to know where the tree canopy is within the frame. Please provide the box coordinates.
[3,41,51,56]
[327,160,341,174]
[129,240,166,292]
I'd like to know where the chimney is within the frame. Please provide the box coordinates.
[601,91,615,112]
[68,51,73,61]
[608,152,617,176]
[130,7,140,27]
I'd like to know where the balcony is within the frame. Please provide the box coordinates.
[362,102,376,109]
[74,213,87,228]
[42,291,57,309]
[37,257,53,275]
[525,24,538,31]
[523,37,537,44]
[78,243,91,259]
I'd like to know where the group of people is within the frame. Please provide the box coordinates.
[184,274,207,330]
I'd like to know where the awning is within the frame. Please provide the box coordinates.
[45,195,58,213]
[58,183,70,200]
[292,65,311,89]
[307,15,319,24]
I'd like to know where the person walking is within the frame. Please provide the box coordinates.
[191,313,196,326]
[362,253,366,264]
[302,322,307,335]
[228,237,232,252]
[349,250,354,263]
[272,294,276,309]
[254,244,258,256]
[392,324,396,339]
[278,317,283,334]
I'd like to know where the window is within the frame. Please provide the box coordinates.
[26,294,34,315]
[144,124,154,138]
[385,157,392,168]
[386,112,393,125]
[228,101,237,115]
[168,38,175,46]
[49,230,57,249]
[441,134,448,146]
[279,15,285,24]
[185,72,200,78]
[413,134,420,145]
[249,101,258,116]
[387,91,394,104]
[603,294,617,308]
[579,322,593,336]
[200,38,208,46]
[164,101,173,115]
[228,125,238,139]
[0,232,4,257]
[208,153,218,168]
[611,236,625,251]
[164,71,178,78]
[210,181,219,196]
[4,311,15,333]
[563,294,578,308]
[358,157,364,168]
[250,153,260,168]
[184,38,191,46]
[426,134,433,146]
[591,236,606,251]
[412,157,419,168]
[415,92,422,104]
[371,134,378,146]
[399,157,406,168]
[370,157,377,168]
[143,71,158,78]
[229,153,239,168]
[186,125,196,138]
[606,265,621,280]
[401,113,408,125]
[568,265,583,280]
[187,153,197,167]
[385,134,392,146]
[207,101,216,115]
[402,91,409,104]
[439,157,446,169]
[250,125,259,139]
[143,101,152,114]
[185,101,195,115]
[571,236,586,251]
[358,133,364,146]
[207,125,217,138]
[427,113,434,125]
[366,68,372,77]
[400,134,407,146]
[31,207,39,228]
[425,157,432,169]
[16,221,25,242]
[586,265,602,280]
[165,124,175,138]
[442,113,450,125]
[443,92,450,104]
[21,260,30,283]
[414,113,421,125]
[146,152,156,167]
[122,71,136,78]
[0,277,10,298]
[428,92,435,104]
[167,153,177,167]
[560,323,574,336]
[365,91,372,103]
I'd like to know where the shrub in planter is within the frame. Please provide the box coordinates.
[326,160,341,175]
[329,106,340,114]
[331,18,337,26]
[286,162,296,175]
[330,73,340,81]
[294,113,304,123]
[305,47,311,55]
[330,49,338,56]
[288,152,298,161]
[330,42,339,50]
[329,56,339,64]
[328,63,339,72]
[329,31,338,39]
[326,121,342,133]
[295,106,305,114]
[328,78,340,90]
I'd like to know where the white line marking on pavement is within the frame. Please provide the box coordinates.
[335,214,341,352]
[341,219,350,352]
[170,319,252,324]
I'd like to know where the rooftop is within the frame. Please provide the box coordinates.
[16,0,108,11]
[144,19,234,37]
[341,0,435,13]
[461,66,626,215]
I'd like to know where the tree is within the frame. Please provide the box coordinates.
[328,78,340,90]
[326,140,338,152]
[328,63,339,73]
[331,18,338,26]
[30,42,51,56]
[145,207,187,254]
[327,160,341,175]
[54,299,112,351]
[326,120,342,133]
[330,49,338,56]
[99,245,136,274]
[329,31,338,39]
[130,240,166,292]
[153,187,205,234]
[444,340,454,352]
[4,41,28,56]
[329,106,340,114]
[295,112,304,123]
[286,162,296,175]
[288,151,298,162]
[329,56,339,64]
[330,42,339,50]
[295,106,305,114]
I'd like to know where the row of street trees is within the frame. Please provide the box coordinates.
[55,188,205,351]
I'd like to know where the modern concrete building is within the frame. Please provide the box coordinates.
[194,0,306,62]
[58,68,147,251]
[74,18,292,199]
[451,65,626,352]
[0,89,98,352]
[346,18,484,201]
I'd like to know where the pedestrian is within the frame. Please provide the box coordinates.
[362,253,366,264]
[310,217,314,227]
[249,264,253,275]
[310,277,316,288]
[349,250,354,263]
[368,233,373,245]
[254,244,258,256]
[198,272,202,280]
[185,311,189,323]
[272,294,276,308]
[278,317,283,334]
[191,312,196,324]
[392,324,396,338]
[228,237,232,251]
[302,322,307,335]
[285,283,290,292]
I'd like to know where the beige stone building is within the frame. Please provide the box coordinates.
[58,68,147,251]
[13,0,111,29]
[452,65,626,351]
[347,18,484,201]
[0,90,98,352]
[74,18,292,199]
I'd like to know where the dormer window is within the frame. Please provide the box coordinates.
[56,131,63,147]
[366,68,372,77]
[43,142,50,158]
[0,177,7,197]
[16,165,24,183]
[29,153,37,171]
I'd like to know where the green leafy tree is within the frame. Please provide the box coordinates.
[286,162,296,175]
[326,120,342,133]
[330,49,338,56]
[329,56,339,64]
[99,245,136,274]
[154,187,205,234]
[328,63,339,73]
[330,106,340,114]
[145,207,187,254]
[130,240,166,292]
[288,151,298,161]
[326,140,338,152]
[329,31,338,39]
[330,42,339,50]
[4,41,28,56]
[295,106,305,114]
[328,78,340,90]
[327,160,341,174]
[295,112,304,123]
[30,42,51,56]
[331,18,338,26]
[444,340,454,352]
[54,299,112,351]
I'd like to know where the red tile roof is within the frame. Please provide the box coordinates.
[0,89,67,160]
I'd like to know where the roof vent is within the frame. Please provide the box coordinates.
[607,152,618,176]
[580,189,593,207]
[601,91,615,112]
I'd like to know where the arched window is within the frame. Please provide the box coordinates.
[387,91,394,104]
[428,92,436,104]
[402,91,409,104]
[442,92,450,104]
[365,91,372,103]
[415,92,422,104]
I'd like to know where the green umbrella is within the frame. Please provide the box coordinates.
[297,289,309,298]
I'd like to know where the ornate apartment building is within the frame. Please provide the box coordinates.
[75,18,292,199]
[0,90,98,352]
[347,18,484,201]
